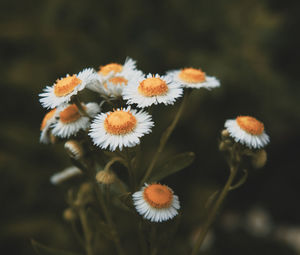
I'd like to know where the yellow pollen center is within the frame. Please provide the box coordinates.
[60,104,82,124]
[236,116,264,135]
[98,63,123,76]
[179,68,206,83]
[138,77,168,97]
[104,110,137,135]
[104,76,128,89]
[41,108,56,130]
[143,184,173,209]
[54,75,82,97]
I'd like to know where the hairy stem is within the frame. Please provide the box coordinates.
[190,165,238,255]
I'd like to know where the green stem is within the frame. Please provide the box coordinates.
[190,165,238,255]
[78,208,94,255]
[103,157,125,172]
[74,96,90,118]
[140,91,189,185]
[94,185,125,255]
[84,162,125,255]
[125,148,136,191]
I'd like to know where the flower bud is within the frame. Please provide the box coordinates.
[96,170,116,185]
[252,150,267,169]
[63,208,77,221]
[64,140,83,160]
[221,129,230,138]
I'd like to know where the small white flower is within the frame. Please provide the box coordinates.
[225,116,270,149]
[40,108,58,144]
[89,107,153,151]
[39,68,97,109]
[122,73,183,108]
[166,68,220,89]
[87,58,142,97]
[98,57,138,79]
[52,102,100,139]
[132,183,180,222]
[50,166,82,185]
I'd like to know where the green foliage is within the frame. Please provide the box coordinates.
[149,152,195,182]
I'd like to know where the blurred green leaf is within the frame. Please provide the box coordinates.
[149,152,195,182]
[31,240,82,255]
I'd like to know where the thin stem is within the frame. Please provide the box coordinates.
[125,148,136,191]
[83,162,125,255]
[74,96,90,118]
[137,220,148,255]
[190,165,238,255]
[70,220,85,248]
[78,208,94,255]
[140,91,190,185]
[104,157,125,172]
[94,184,125,255]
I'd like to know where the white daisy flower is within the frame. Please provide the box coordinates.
[52,102,100,138]
[39,68,97,109]
[122,73,183,108]
[98,57,138,79]
[132,183,180,222]
[50,166,82,185]
[167,67,220,89]
[40,108,58,144]
[225,116,270,149]
[87,58,142,97]
[89,107,153,151]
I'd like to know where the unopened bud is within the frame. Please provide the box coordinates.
[252,150,267,168]
[63,208,77,221]
[64,140,83,160]
[96,170,116,185]
[221,129,230,138]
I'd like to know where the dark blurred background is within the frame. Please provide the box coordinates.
[1,0,300,254]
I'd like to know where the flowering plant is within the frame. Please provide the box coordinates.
[35,58,269,255]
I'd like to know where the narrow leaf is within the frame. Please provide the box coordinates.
[31,240,82,255]
[148,152,195,182]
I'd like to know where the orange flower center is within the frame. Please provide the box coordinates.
[60,104,83,124]
[138,77,168,97]
[54,75,82,97]
[104,76,128,89]
[40,109,56,130]
[98,63,123,76]
[143,184,173,209]
[104,110,137,135]
[179,68,206,83]
[236,116,264,135]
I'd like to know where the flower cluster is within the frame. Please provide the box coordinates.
[38,57,269,226]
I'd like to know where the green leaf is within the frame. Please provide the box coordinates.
[31,240,82,255]
[148,152,195,182]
